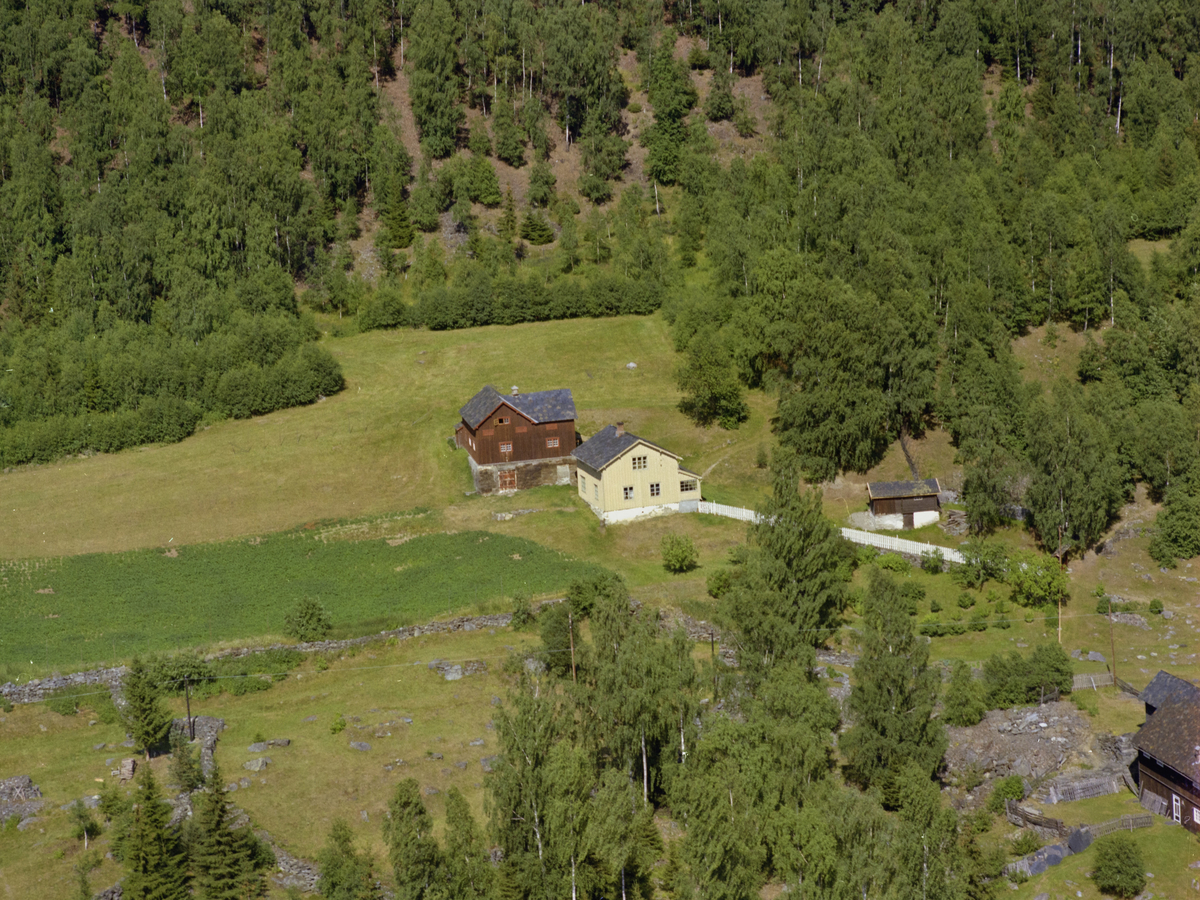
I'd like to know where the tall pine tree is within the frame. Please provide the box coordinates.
[382,778,443,900]
[121,657,172,760]
[191,765,270,900]
[442,787,492,899]
[840,569,947,802]
[724,457,851,681]
[122,768,189,900]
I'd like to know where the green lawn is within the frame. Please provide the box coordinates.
[0,530,601,676]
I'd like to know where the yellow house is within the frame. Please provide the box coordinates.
[572,423,702,523]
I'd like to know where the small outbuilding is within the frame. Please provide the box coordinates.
[573,423,702,524]
[865,478,941,530]
[1133,674,1200,832]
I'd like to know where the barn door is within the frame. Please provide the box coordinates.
[498,470,516,491]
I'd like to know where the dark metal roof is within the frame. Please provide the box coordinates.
[867,478,941,500]
[572,425,679,473]
[459,385,576,429]
[1135,694,1200,779]
[1141,670,1200,711]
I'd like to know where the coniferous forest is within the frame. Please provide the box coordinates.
[6,1,1200,897]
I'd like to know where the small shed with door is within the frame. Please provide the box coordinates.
[866,478,941,530]
[1133,681,1200,833]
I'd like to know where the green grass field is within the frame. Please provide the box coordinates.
[0,314,777,561]
[0,529,601,675]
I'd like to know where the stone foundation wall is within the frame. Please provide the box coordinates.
[469,456,575,495]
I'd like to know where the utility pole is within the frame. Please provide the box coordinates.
[568,611,577,684]
[184,677,194,741]
[710,631,717,703]
[1109,598,1118,685]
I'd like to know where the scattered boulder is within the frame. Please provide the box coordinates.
[349,742,371,752]
[1086,651,1107,663]
[469,738,485,747]
[243,758,271,772]
[481,756,498,773]
[428,659,487,681]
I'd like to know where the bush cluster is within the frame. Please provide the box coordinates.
[413,271,663,331]
[981,643,1073,708]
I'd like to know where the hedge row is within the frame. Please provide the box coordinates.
[0,345,344,467]
[358,272,664,332]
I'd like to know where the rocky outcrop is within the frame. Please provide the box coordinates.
[0,776,44,828]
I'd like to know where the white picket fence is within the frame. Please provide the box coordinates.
[696,501,763,523]
[839,528,965,564]
[693,503,964,564]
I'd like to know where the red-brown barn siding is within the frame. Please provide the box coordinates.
[1137,753,1200,832]
[869,496,940,516]
[459,402,574,465]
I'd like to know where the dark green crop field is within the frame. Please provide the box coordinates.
[0,530,599,677]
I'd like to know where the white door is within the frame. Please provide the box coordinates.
[1173,794,1182,823]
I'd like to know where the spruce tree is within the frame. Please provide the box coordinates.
[493,97,526,168]
[192,766,269,900]
[382,779,442,900]
[519,210,555,245]
[498,187,517,241]
[840,569,947,801]
[121,657,173,760]
[122,768,190,900]
[942,660,986,727]
[381,175,415,250]
[724,457,850,681]
[168,728,204,793]
[443,787,492,899]
[317,821,382,900]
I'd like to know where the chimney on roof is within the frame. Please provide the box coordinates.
[511,385,519,397]
[615,422,625,437]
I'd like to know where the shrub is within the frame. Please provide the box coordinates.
[856,545,879,566]
[144,653,215,695]
[330,715,347,735]
[898,582,926,615]
[918,616,944,637]
[986,775,1025,813]
[877,553,910,572]
[1011,831,1041,856]
[1148,598,1163,614]
[661,534,699,573]
[929,596,942,613]
[706,568,733,599]
[957,591,975,609]
[921,548,945,574]
[627,101,643,114]
[1072,691,1099,717]
[982,643,1073,708]
[968,610,989,632]
[284,598,333,643]
[510,593,536,630]
[1092,834,1145,899]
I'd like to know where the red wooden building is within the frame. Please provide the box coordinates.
[455,385,578,493]
[1135,671,1200,832]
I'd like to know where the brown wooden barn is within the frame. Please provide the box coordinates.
[1134,671,1200,831]
[866,478,941,530]
[455,385,578,493]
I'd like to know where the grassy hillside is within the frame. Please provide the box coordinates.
[0,314,775,561]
